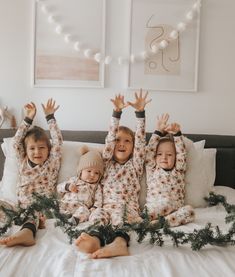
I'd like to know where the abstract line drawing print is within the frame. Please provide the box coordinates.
[144,15,181,75]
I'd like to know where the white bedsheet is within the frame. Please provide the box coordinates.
[0,206,235,277]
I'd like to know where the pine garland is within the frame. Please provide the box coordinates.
[0,192,234,251]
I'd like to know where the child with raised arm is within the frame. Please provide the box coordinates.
[57,145,105,224]
[145,113,195,227]
[75,90,151,258]
[0,99,63,247]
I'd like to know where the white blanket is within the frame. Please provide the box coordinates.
[0,205,235,277]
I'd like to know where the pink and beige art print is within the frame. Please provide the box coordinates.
[33,0,105,88]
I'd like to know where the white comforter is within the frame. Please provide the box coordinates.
[0,206,235,277]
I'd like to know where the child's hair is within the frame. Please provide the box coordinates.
[23,126,51,152]
[156,134,176,154]
[118,126,135,144]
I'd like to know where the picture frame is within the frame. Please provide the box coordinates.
[128,0,201,92]
[33,0,106,88]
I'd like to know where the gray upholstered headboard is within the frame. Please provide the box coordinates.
[1,129,235,189]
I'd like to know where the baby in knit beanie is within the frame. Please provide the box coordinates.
[57,145,104,224]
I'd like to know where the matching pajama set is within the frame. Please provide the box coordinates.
[6,115,63,235]
[57,177,103,223]
[145,131,195,227]
[87,110,146,246]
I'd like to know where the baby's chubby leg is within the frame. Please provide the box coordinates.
[75,232,101,254]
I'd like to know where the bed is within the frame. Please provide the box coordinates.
[0,128,235,277]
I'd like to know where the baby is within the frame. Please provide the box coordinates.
[57,146,104,224]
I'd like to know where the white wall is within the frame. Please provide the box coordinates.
[0,0,235,135]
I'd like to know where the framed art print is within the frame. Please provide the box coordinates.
[33,0,106,88]
[128,0,201,92]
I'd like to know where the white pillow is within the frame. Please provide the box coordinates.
[1,138,18,203]
[212,186,235,204]
[0,138,104,202]
[184,136,217,207]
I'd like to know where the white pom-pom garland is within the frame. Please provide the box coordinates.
[74,41,80,51]
[192,1,201,12]
[41,4,49,14]
[84,49,93,58]
[38,0,201,66]
[177,22,186,32]
[55,25,63,34]
[151,45,159,54]
[140,51,151,60]
[169,30,178,40]
[104,56,112,65]
[185,11,194,22]
[159,40,169,49]
[94,53,102,63]
[48,15,56,24]
[130,54,136,64]
[64,34,72,43]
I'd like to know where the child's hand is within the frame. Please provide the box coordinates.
[110,94,129,112]
[24,102,37,120]
[156,113,169,133]
[165,123,181,134]
[128,89,152,111]
[42,98,59,116]
[69,184,78,193]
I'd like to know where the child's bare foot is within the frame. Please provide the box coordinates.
[0,228,36,247]
[91,237,129,259]
[75,232,101,254]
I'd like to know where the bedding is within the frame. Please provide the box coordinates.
[0,129,235,276]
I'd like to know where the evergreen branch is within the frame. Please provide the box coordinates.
[0,192,234,251]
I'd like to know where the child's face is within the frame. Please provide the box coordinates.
[25,137,49,165]
[114,130,134,164]
[80,167,100,184]
[156,141,176,170]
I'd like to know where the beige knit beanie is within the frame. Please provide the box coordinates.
[77,145,104,176]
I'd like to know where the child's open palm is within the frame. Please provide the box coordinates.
[24,102,37,120]
[165,123,181,134]
[42,98,59,116]
[156,113,169,133]
[111,94,129,112]
[128,89,152,111]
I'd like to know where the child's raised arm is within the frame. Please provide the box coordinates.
[13,102,37,162]
[165,122,186,172]
[128,88,152,111]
